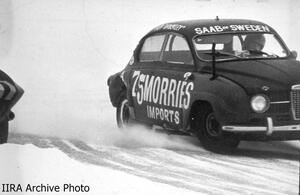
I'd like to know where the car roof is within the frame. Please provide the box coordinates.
[147,19,276,39]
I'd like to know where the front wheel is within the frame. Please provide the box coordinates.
[116,98,131,128]
[194,104,239,153]
[0,120,8,144]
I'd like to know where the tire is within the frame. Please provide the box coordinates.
[116,98,131,128]
[194,104,239,153]
[0,120,8,144]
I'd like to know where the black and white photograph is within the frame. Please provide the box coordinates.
[0,0,299,194]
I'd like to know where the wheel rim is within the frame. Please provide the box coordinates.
[205,113,221,137]
[120,99,130,126]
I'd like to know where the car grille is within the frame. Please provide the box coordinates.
[275,114,290,122]
[291,85,300,120]
[269,103,290,113]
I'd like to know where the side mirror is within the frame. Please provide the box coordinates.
[291,50,297,59]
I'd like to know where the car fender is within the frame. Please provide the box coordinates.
[184,74,251,128]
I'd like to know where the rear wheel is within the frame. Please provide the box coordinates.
[116,98,131,128]
[0,120,8,144]
[194,104,239,153]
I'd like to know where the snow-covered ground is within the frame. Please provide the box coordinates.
[0,131,299,195]
[0,142,199,195]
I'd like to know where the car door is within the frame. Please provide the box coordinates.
[130,33,168,125]
[153,33,195,130]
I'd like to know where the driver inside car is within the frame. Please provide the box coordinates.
[243,34,266,55]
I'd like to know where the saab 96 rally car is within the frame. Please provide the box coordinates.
[108,18,300,152]
[0,70,23,144]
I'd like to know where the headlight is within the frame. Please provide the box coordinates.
[251,95,269,113]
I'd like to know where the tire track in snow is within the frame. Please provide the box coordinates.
[8,133,300,194]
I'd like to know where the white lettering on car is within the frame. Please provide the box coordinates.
[132,71,140,97]
[153,24,186,32]
[195,24,271,35]
[144,75,154,102]
[137,73,145,105]
[160,78,169,105]
[153,76,161,104]
[183,82,194,109]
[168,79,177,107]
[132,71,194,125]
[146,105,180,125]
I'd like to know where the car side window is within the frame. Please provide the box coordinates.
[232,35,242,51]
[139,35,165,62]
[163,35,194,65]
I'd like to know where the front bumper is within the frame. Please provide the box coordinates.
[222,117,300,136]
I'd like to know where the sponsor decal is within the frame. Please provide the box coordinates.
[194,24,270,35]
[153,24,186,32]
[146,105,180,124]
[132,71,194,124]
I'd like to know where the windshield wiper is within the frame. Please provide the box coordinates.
[207,46,241,81]
[204,51,241,59]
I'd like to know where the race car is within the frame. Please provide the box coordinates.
[108,18,300,152]
[0,70,24,144]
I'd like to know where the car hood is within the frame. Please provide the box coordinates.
[210,59,300,95]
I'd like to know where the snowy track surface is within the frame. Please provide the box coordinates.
[4,132,299,194]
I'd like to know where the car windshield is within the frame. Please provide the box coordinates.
[193,33,289,61]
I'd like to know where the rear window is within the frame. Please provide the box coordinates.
[139,35,165,62]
